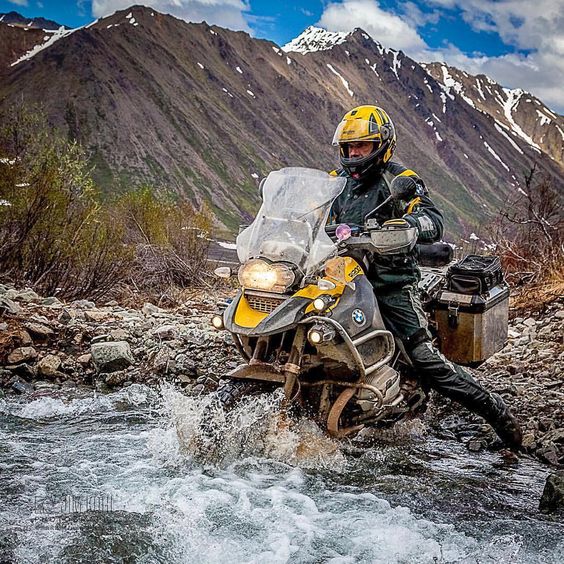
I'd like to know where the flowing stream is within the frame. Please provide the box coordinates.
[1,384,562,563]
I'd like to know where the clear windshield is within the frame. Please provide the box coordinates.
[237,167,347,277]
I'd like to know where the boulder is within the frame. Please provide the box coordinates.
[539,472,564,513]
[36,354,62,378]
[152,324,178,340]
[152,346,171,373]
[0,297,21,315]
[24,322,54,340]
[7,346,37,364]
[76,353,92,366]
[110,329,130,341]
[104,370,130,387]
[15,289,40,302]
[84,310,110,322]
[91,341,134,373]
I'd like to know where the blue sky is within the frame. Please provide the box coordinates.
[2,0,562,112]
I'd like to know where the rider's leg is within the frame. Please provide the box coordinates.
[377,285,522,448]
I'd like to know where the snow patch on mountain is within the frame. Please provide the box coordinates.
[283,26,348,54]
[326,64,353,97]
[483,141,510,171]
[536,110,552,126]
[10,26,76,66]
[501,89,542,151]
[494,121,524,155]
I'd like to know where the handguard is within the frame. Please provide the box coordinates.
[369,218,418,255]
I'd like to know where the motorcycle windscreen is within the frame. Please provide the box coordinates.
[237,168,347,276]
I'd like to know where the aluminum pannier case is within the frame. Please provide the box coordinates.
[435,283,509,366]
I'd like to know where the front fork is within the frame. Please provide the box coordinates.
[282,326,307,403]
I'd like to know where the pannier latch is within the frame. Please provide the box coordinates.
[448,302,459,328]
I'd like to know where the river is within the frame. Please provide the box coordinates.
[1,384,562,563]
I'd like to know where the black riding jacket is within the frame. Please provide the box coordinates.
[330,161,444,292]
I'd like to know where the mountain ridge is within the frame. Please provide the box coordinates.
[0,7,561,236]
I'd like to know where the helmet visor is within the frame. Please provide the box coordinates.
[332,118,383,146]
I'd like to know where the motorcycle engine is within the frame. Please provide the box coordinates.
[356,365,401,412]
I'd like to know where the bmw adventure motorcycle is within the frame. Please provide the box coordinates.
[210,167,509,438]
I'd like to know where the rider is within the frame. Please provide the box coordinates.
[329,105,522,449]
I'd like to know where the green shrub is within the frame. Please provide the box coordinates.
[115,187,212,291]
[0,104,213,301]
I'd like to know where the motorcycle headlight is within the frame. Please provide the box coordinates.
[238,259,295,293]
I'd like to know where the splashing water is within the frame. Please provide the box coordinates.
[1,384,563,563]
[158,384,347,470]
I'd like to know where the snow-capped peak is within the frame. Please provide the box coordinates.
[282,26,349,54]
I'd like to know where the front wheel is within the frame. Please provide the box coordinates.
[195,379,276,461]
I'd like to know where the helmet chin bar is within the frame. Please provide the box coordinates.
[340,142,387,180]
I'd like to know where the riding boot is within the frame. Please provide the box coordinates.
[409,341,523,449]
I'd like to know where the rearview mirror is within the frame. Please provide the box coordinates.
[390,176,418,202]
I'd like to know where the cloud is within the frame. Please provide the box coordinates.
[8,0,29,6]
[91,0,251,32]
[318,0,427,53]
[316,0,564,113]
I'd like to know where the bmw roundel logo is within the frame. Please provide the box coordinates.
[352,309,366,326]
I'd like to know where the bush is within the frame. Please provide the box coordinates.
[0,104,214,302]
[115,187,212,293]
[0,104,133,300]
[492,165,563,306]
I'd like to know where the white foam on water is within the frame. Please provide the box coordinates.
[156,384,346,470]
[0,384,158,419]
[2,386,563,563]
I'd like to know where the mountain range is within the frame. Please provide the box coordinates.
[0,5,562,236]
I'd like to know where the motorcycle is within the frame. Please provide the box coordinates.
[208,167,509,439]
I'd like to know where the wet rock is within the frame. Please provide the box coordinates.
[537,445,560,466]
[175,353,197,377]
[11,377,33,394]
[194,373,220,392]
[6,362,36,379]
[467,439,487,452]
[539,472,564,513]
[91,341,134,373]
[152,346,171,373]
[36,354,62,378]
[7,346,37,364]
[104,370,130,387]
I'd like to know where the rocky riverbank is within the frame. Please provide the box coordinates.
[1,283,562,470]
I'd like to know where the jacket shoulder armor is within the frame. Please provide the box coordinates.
[384,161,427,195]
[385,161,419,180]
